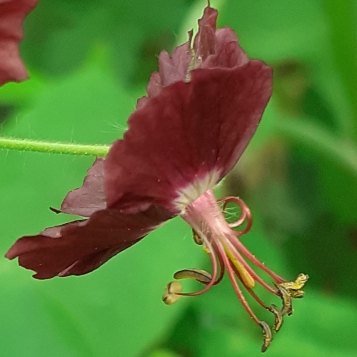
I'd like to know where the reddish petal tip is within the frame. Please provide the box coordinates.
[0,0,39,86]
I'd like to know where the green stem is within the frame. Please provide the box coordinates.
[0,137,110,157]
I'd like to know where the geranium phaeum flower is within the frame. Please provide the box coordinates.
[5,6,308,351]
[0,0,38,86]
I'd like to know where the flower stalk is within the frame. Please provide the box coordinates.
[0,137,110,157]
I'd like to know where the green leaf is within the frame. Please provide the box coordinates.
[321,0,357,133]
[171,287,357,356]
[276,116,357,180]
[21,0,191,84]
[148,349,183,357]
[219,0,326,62]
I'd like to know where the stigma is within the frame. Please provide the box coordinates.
[162,189,308,352]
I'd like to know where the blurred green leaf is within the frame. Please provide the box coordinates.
[219,0,326,62]
[276,116,357,180]
[21,0,191,85]
[169,288,357,357]
[321,0,357,131]
[148,349,182,357]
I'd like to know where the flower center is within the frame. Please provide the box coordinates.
[173,170,222,213]
[162,189,308,352]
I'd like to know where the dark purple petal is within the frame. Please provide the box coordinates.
[158,39,192,87]
[136,6,249,110]
[6,5,273,280]
[136,72,162,110]
[0,0,38,86]
[202,28,249,68]
[60,158,106,217]
[105,6,272,214]
[136,40,192,110]
[6,205,172,279]
[105,62,272,214]
[193,6,217,62]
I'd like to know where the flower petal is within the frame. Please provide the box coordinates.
[136,39,192,111]
[158,39,192,87]
[105,62,272,214]
[60,158,106,217]
[194,7,248,68]
[202,27,249,68]
[193,6,217,62]
[6,205,172,279]
[0,0,38,86]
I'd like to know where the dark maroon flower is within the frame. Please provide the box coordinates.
[0,0,38,86]
[6,6,307,351]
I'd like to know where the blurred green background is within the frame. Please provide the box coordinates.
[1,0,357,356]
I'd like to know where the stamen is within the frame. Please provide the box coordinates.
[162,281,183,305]
[274,274,309,315]
[227,235,285,284]
[231,261,285,334]
[213,248,225,285]
[242,283,268,309]
[217,196,285,285]
[174,268,212,284]
[163,238,219,299]
[177,244,218,297]
[268,304,284,333]
[224,236,277,294]
[218,196,252,234]
[217,241,261,325]
[260,321,273,352]
[275,285,293,316]
[279,273,309,291]
[223,242,255,289]
[175,191,308,352]
[192,229,225,285]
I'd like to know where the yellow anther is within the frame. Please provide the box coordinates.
[279,273,309,291]
[259,321,273,352]
[174,268,212,284]
[274,273,308,315]
[223,245,255,289]
[162,281,183,305]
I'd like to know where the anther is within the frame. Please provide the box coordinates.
[174,268,212,284]
[290,289,304,299]
[279,273,309,291]
[162,281,182,305]
[275,273,308,315]
[224,245,255,289]
[276,285,293,316]
[259,321,273,352]
[268,304,284,332]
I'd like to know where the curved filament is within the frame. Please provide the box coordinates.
[218,196,253,236]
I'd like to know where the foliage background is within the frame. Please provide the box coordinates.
[1,0,356,356]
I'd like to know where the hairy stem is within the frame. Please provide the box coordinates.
[0,137,110,157]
